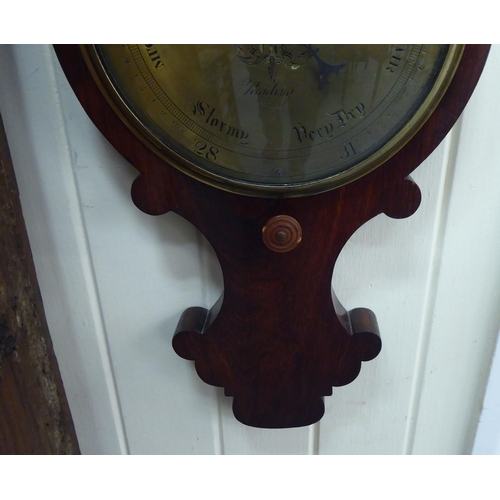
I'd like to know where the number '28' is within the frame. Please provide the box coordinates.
[194,141,218,162]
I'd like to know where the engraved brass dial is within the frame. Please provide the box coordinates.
[83,44,464,197]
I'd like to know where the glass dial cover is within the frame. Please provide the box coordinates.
[84,44,463,196]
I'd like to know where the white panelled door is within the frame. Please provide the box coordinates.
[1,44,499,454]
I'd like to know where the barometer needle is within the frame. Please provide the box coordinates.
[305,45,346,89]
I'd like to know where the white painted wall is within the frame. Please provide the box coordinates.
[1,44,499,454]
[473,331,500,454]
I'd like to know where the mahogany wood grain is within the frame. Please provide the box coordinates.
[54,45,489,428]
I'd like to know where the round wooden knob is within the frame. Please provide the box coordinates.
[262,215,302,253]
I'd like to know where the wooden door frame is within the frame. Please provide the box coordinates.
[0,114,79,454]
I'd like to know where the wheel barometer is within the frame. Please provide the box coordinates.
[55,44,489,428]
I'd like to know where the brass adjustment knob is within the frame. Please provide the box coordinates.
[262,215,302,253]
